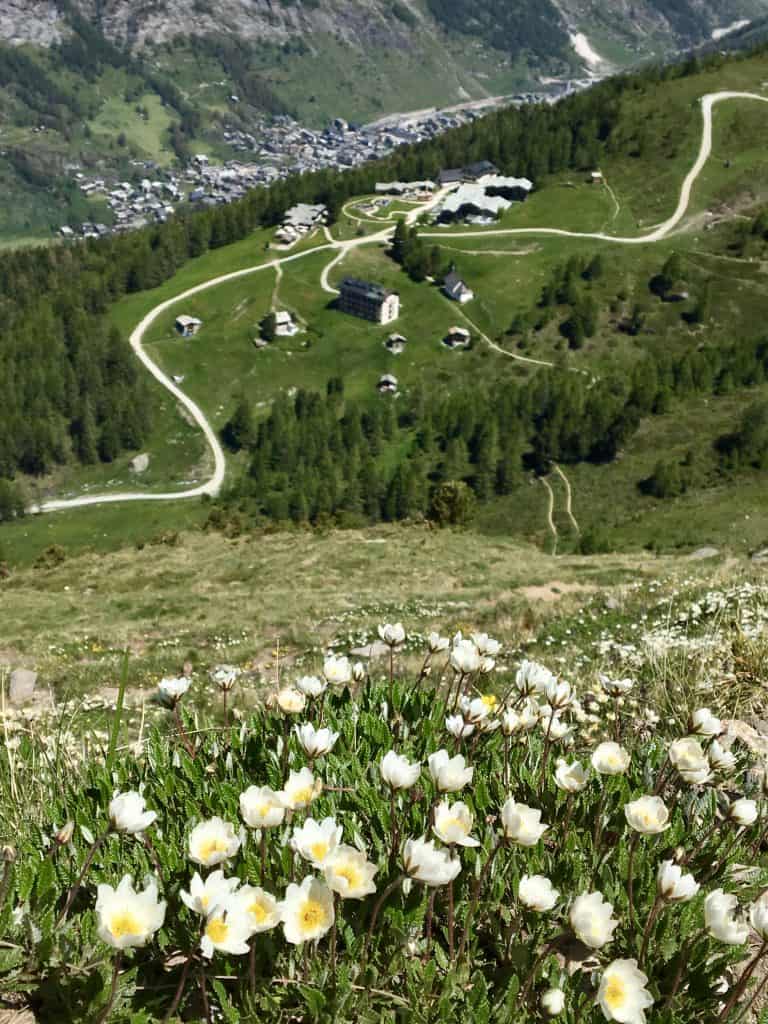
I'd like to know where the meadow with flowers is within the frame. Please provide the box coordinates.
[1,612,768,1024]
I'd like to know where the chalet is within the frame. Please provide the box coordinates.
[375,180,437,196]
[590,171,604,185]
[385,333,407,354]
[439,161,499,187]
[377,374,398,394]
[443,270,474,304]
[338,278,400,325]
[274,310,300,337]
[443,326,471,349]
[439,168,465,187]
[175,315,203,338]
[438,184,510,223]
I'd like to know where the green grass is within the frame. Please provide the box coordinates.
[88,93,175,163]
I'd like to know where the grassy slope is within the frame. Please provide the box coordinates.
[4,55,768,562]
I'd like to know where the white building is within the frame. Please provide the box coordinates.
[274,311,300,337]
[443,270,474,304]
[175,315,203,338]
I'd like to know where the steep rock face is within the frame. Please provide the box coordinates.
[0,0,764,56]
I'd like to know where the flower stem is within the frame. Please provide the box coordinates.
[249,941,257,998]
[361,874,405,963]
[223,688,229,729]
[95,953,122,1024]
[503,735,510,790]
[143,834,166,889]
[626,832,640,930]
[389,790,399,870]
[519,938,559,1002]
[260,831,267,886]
[199,962,212,1023]
[683,817,720,865]
[163,955,192,1022]
[448,877,455,962]
[457,836,504,962]
[638,895,661,968]
[702,827,744,885]
[424,889,436,955]
[389,646,395,711]
[173,704,196,758]
[57,828,110,925]
[717,941,768,1021]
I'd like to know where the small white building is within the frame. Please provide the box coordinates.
[175,315,203,338]
[443,270,474,304]
[274,310,300,337]
[385,333,407,354]
[377,374,398,394]
[443,326,471,349]
[282,203,327,235]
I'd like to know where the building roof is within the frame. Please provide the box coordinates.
[477,174,534,192]
[375,180,436,193]
[274,311,293,325]
[379,374,398,385]
[175,315,202,326]
[439,168,464,184]
[283,203,327,227]
[340,278,396,303]
[443,270,465,291]
[440,184,511,218]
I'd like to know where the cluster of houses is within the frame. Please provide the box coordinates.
[434,162,534,224]
[275,203,328,245]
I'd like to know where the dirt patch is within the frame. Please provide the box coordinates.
[0,1008,37,1023]
[518,581,598,604]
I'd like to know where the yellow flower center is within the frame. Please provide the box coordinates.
[256,803,271,818]
[443,816,469,835]
[249,900,269,924]
[290,787,312,806]
[481,694,497,709]
[200,894,210,909]
[198,836,230,862]
[604,975,626,1010]
[310,841,329,862]
[299,899,326,933]
[205,917,229,944]
[334,862,363,889]
[109,910,142,939]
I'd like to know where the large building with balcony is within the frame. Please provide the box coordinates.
[338,278,400,324]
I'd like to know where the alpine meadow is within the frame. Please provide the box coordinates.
[3,5,768,1024]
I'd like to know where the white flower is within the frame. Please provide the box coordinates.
[276,687,306,714]
[471,633,500,657]
[428,632,450,653]
[501,709,522,736]
[188,817,241,867]
[324,845,378,899]
[728,798,758,827]
[446,714,474,739]
[541,988,566,1016]
[450,639,481,675]
[705,889,749,944]
[624,796,670,835]
[600,675,634,697]
[433,800,480,847]
[291,817,342,867]
[109,791,157,834]
[211,665,239,692]
[554,759,589,793]
[690,708,722,737]
[380,751,421,790]
[501,800,548,846]
[201,906,252,958]
[279,768,322,810]
[749,894,768,941]
[352,662,365,682]
[540,710,572,742]
[323,655,352,686]
[295,675,327,698]
[708,740,736,773]
[378,622,405,646]
[591,742,630,776]
[519,874,559,912]
[516,659,555,696]
[295,722,339,759]
[519,698,540,730]
[461,694,497,723]
[545,679,572,709]
[428,750,474,793]
[281,876,334,944]
[669,738,711,784]
[157,677,190,705]
[181,870,240,915]
[228,885,282,934]
[598,958,653,1023]
[657,861,699,903]
[570,892,618,949]
[95,875,166,949]
[403,837,461,887]
[239,785,286,828]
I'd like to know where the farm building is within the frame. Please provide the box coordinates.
[175,315,203,338]
[443,270,474,304]
[338,278,400,325]
[377,374,398,394]
[274,311,300,337]
[443,326,471,349]
[385,333,407,354]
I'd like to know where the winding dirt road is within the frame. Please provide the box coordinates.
[33,91,768,513]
